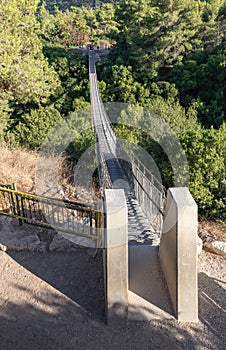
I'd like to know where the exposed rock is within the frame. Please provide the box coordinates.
[49,233,81,252]
[56,231,96,249]
[0,234,45,252]
[0,243,7,251]
[204,240,226,258]
[197,236,203,255]
[0,216,45,252]
[0,216,96,253]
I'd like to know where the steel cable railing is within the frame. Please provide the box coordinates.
[89,51,117,189]
[89,49,166,234]
[132,157,166,233]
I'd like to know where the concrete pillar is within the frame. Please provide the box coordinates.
[103,189,128,326]
[159,187,198,322]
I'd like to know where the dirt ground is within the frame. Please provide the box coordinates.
[0,144,225,349]
[0,247,225,350]
[199,220,226,246]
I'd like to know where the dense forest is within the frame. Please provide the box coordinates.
[43,0,118,12]
[0,0,225,219]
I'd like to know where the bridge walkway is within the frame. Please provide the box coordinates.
[89,50,160,246]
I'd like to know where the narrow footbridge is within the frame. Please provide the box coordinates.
[89,50,166,244]
[0,49,198,324]
[0,50,166,251]
[89,49,198,325]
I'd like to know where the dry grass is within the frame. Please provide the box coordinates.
[199,220,226,244]
[0,143,38,193]
[35,153,78,200]
[0,144,75,197]
[0,143,96,203]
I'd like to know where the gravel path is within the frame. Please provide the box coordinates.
[0,248,225,350]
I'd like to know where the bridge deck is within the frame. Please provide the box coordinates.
[89,51,160,245]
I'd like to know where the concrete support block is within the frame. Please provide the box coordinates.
[159,187,198,322]
[103,189,128,326]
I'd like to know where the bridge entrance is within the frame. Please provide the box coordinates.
[88,49,175,323]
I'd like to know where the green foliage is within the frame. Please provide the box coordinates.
[112,0,226,83]
[0,91,12,140]
[38,1,118,45]
[66,127,95,162]
[149,82,179,101]
[0,0,60,139]
[38,4,89,47]
[70,3,118,43]
[145,97,199,137]
[56,107,95,162]
[102,0,225,218]
[72,97,90,110]
[7,105,62,149]
[44,47,89,116]
[99,64,150,104]
[0,0,59,104]
[172,41,226,127]
[92,3,119,41]
[0,0,224,219]
[1,1,91,155]
[114,0,204,72]
[180,124,225,216]
[43,0,118,13]
[115,99,225,216]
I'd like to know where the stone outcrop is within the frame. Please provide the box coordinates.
[204,240,226,258]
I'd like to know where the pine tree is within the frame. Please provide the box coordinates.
[0,0,59,138]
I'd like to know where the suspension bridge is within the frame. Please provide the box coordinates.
[0,48,166,250]
[88,47,198,325]
[89,48,166,246]
[0,46,198,325]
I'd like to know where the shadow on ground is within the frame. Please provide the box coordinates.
[128,245,174,319]
[7,249,105,321]
[0,251,225,350]
[198,271,226,345]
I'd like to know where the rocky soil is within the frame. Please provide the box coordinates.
[0,216,225,350]
[199,220,226,258]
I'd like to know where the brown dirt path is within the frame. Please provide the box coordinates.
[0,249,225,350]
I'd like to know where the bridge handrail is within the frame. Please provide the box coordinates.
[89,51,166,233]
[133,157,166,195]
[0,186,96,210]
[95,137,113,190]
[91,74,117,152]
[89,51,115,188]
